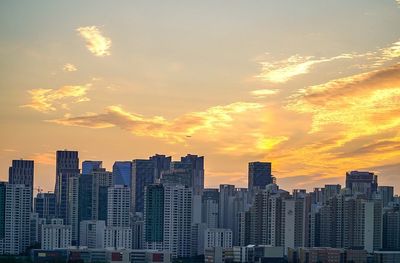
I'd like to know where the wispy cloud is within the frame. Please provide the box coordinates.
[63,63,77,72]
[77,26,111,57]
[287,64,400,139]
[22,84,91,113]
[256,54,354,83]
[48,102,263,142]
[250,89,279,98]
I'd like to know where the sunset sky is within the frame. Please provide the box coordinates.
[1,0,399,193]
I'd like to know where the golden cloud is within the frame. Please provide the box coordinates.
[256,54,353,83]
[48,102,264,142]
[287,64,400,136]
[22,84,90,113]
[63,63,77,72]
[251,89,279,98]
[77,26,111,57]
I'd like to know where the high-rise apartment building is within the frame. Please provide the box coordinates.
[3,184,32,254]
[144,184,192,258]
[41,219,72,250]
[202,189,219,229]
[107,185,130,228]
[79,220,106,248]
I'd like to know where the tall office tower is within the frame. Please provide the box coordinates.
[345,171,378,196]
[181,154,204,194]
[79,220,106,248]
[79,168,113,223]
[67,175,79,245]
[160,168,192,187]
[144,184,164,249]
[3,184,32,254]
[55,150,79,222]
[34,192,57,221]
[144,184,193,258]
[82,160,103,175]
[132,159,155,214]
[378,186,394,207]
[383,207,400,251]
[107,185,131,227]
[9,159,34,191]
[248,162,272,193]
[219,184,236,230]
[0,182,6,240]
[41,219,72,250]
[150,154,171,181]
[113,161,132,186]
[202,189,219,228]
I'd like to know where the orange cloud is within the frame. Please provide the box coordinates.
[48,102,264,142]
[22,84,91,113]
[77,26,111,57]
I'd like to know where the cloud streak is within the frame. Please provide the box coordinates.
[22,85,91,113]
[48,102,264,142]
[77,26,111,57]
[256,54,354,83]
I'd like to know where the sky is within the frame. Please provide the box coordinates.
[0,0,399,194]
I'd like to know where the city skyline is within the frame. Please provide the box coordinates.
[1,1,400,195]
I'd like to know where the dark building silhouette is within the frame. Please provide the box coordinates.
[248,162,272,192]
[9,159,34,191]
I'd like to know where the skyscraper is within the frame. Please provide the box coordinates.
[54,150,79,222]
[181,154,204,194]
[113,161,132,186]
[79,168,113,223]
[34,192,57,221]
[82,160,103,175]
[378,186,394,207]
[132,159,155,214]
[8,160,34,192]
[248,162,272,193]
[150,154,171,181]
[144,184,164,244]
[345,171,378,196]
